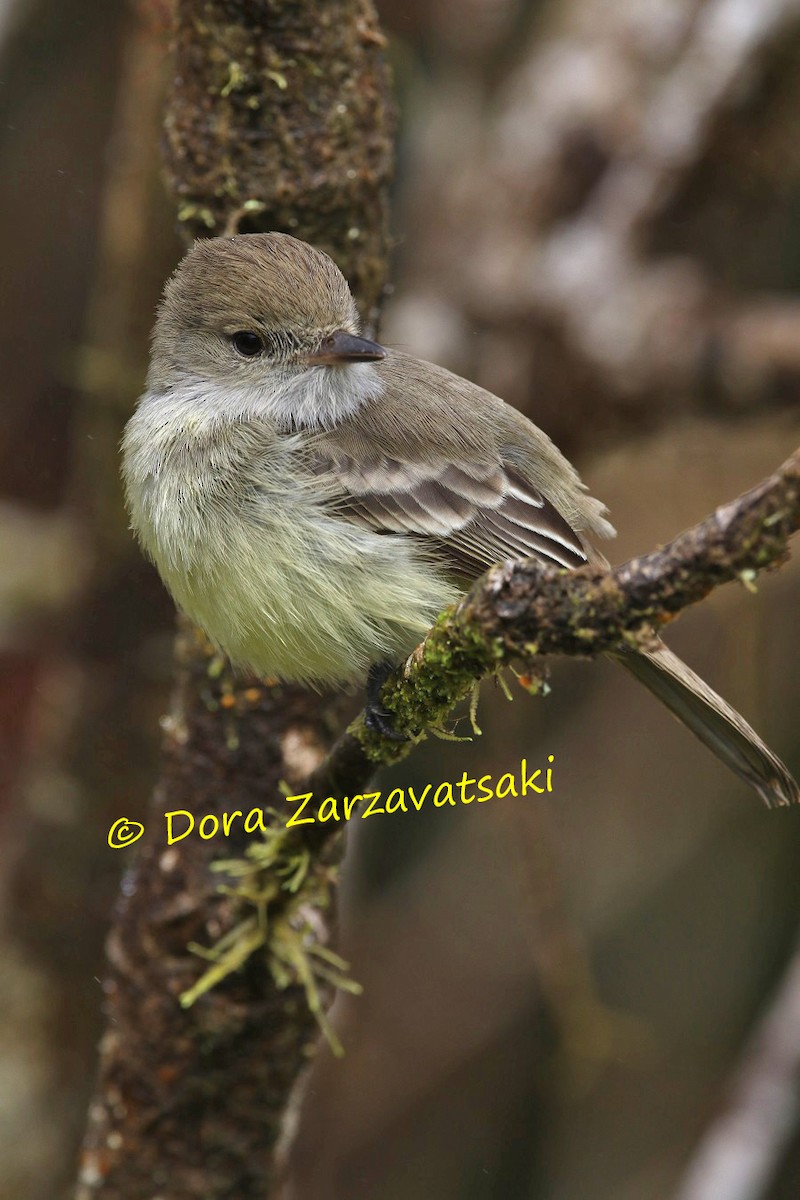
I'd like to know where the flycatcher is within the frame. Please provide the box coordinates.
[122,232,799,807]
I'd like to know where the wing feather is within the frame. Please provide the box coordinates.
[313,449,590,576]
[303,349,614,579]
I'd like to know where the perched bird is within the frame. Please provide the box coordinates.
[122,232,799,807]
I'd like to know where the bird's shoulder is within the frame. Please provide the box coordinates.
[304,350,614,573]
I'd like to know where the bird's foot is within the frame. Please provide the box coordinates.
[364,661,407,742]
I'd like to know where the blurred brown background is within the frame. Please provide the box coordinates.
[2,1,800,1197]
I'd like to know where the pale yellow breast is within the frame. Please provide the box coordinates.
[123,403,457,684]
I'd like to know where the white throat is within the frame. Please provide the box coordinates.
[259,361,384,430]
[134,360,385,440]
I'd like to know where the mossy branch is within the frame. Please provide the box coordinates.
[301,445,800,815]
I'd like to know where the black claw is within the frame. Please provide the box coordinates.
[365,661,408,742]
[364,704,408,741]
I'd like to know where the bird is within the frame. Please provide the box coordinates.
[121,232,799,808]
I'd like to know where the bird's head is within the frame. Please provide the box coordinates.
[148,231,386,429]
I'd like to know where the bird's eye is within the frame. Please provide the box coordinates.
[231,330,263,357]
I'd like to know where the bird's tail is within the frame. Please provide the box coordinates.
[613,643,799,808]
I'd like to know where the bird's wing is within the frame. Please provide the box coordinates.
[303,350,614,578]
[308,444,592,576]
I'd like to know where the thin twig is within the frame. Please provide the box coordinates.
[673,934,800,1200]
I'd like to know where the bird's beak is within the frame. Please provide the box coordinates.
[305,329,387,366]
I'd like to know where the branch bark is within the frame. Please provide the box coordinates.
[77,2,393,1198]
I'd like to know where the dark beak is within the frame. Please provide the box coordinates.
[306,329,387,365]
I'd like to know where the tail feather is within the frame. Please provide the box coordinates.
[614,644,799,808]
